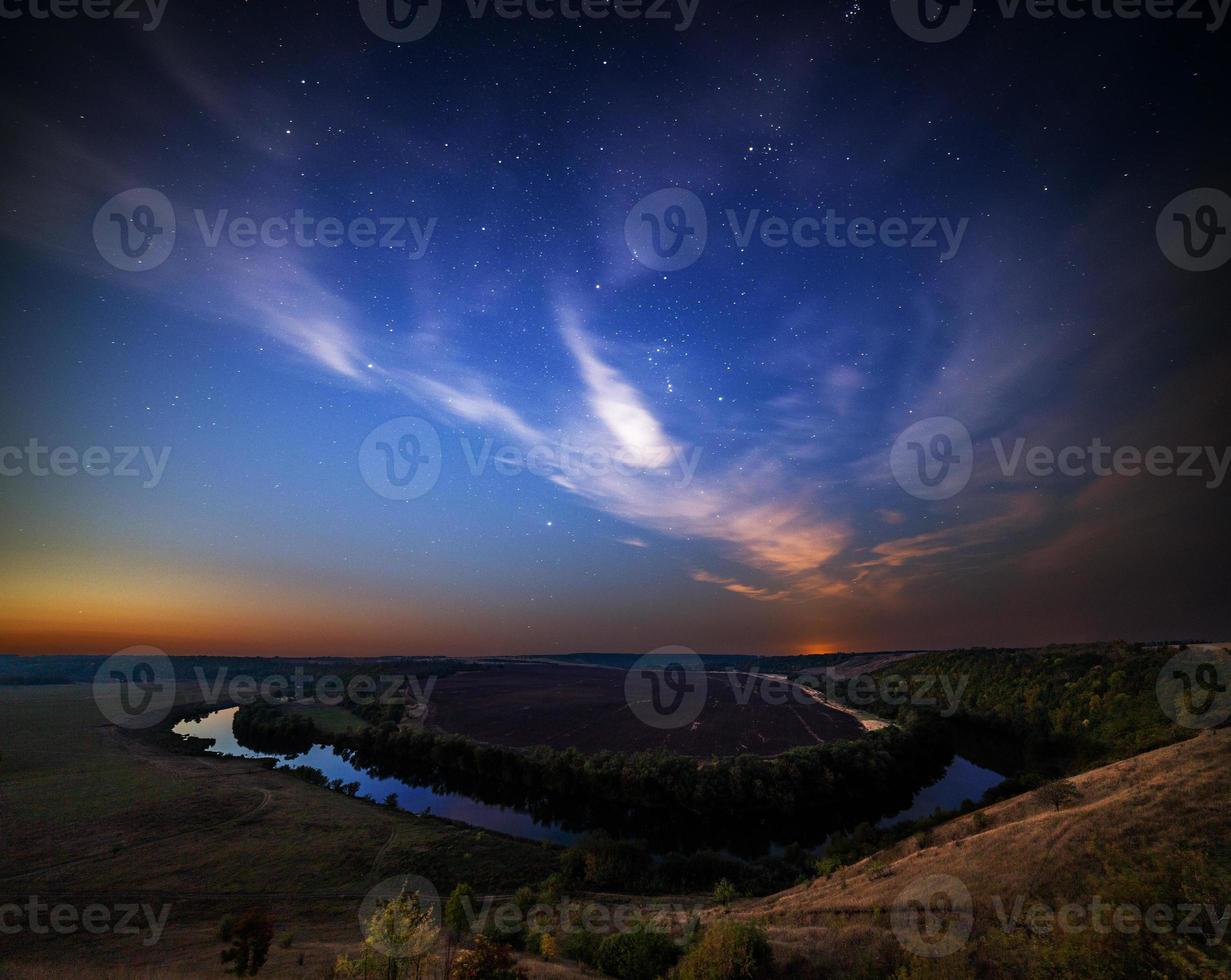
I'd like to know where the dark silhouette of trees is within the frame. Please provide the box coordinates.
[1034,779,1081,812]
[220,910,274,976]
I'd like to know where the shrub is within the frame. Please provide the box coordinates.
[220,910,274,976]
[444,883,474,938]
[560,927,603,966]
[596,927,681,980]
[450,936,526,980]
[673,920,773,980]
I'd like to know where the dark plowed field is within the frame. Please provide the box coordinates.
[423,664,864,756]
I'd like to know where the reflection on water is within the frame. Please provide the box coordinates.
[175,708,1003,848]
[173,707,578,844]
[877,755,1003,828]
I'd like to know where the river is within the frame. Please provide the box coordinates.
[174,707,1003,849]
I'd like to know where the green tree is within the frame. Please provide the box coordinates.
[595,926,680,980]
[362,889,439,980]
[1034,779,1081,812]
[673,920,773,980]
[443,884,474,939]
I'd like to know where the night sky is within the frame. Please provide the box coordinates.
[1,0,1228,657]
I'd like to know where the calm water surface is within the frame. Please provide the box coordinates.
[174,708,1003,847]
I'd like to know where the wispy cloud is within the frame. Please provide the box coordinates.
[240,295,855,601]
[690,569,791,603]
[560,312,678,466]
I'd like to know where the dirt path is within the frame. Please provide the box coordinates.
[752,673,893,732]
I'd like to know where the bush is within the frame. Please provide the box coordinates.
[673,920,772,980]
[444,883,475,938]
[596,927,680,980]
[561,927,604,966]
[450,936,526,980]
[220,910,275,976]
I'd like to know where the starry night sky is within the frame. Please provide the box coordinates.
[1,0,1228,656]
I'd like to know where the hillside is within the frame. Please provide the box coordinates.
[726,726,1231,978]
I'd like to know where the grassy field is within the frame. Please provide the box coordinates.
[424,663,864,756]
[0,685,559,977]
[280,702,365,736]
[732,726,1231,978]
